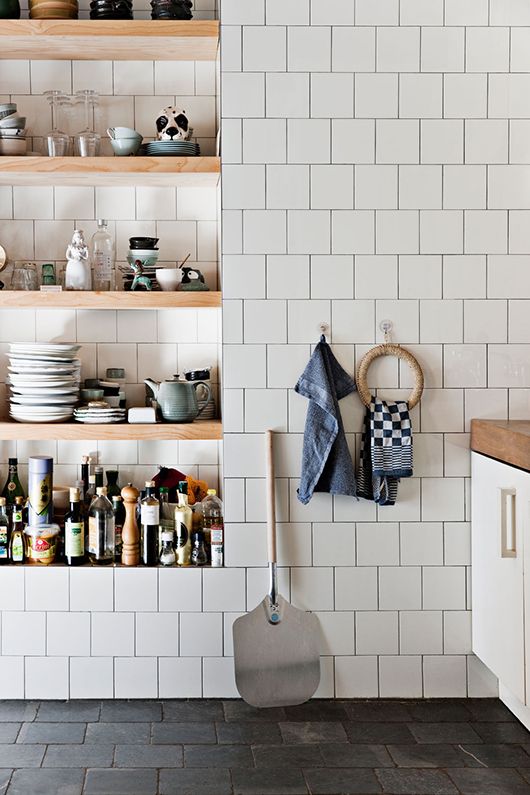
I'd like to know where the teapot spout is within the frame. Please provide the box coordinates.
[144,378,160,399]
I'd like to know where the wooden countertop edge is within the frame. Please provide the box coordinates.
[471,419,530,472]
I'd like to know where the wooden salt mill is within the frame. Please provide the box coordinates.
[121,483,140,566]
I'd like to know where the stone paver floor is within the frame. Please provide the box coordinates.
[0,698,527,793]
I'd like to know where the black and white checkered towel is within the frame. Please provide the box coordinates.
[357,396,413,506]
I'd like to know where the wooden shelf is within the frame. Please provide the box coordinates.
[0,291,221,309]
[0,420,222,441]
[0,157,220,187]
[0,20,219,61]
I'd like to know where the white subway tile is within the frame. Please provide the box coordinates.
[288,119,330,164]
[26,657,69,700]
[267,165,309,210]
[243,299,286,344]
[203,568,246,612]
[203,658,239,698]
[335,655,379,697]
[335,567,378,610]
[268,255,309,299]
[332,119,374,164]
[489,75,530,118]
[423,566,466,610]
[376,211,419,255]
[13,186,53,221]
[316,612,354,655]
[25,567,68,611]
[377,27,420,72]
[0,568,24,611]
[443,255,486,299]
[379,566,422,610]
[420,211,463,255]
[401,522,443,566]
[222,0,264,24]
[266,73,308,118]
[69,568,113,612]
[225,523,266,567]
[401,0,443,24]
[135,612,179,657]
[2,612,45,656]
[313,522,355,566]
[332,211,375,254]
[267,0,308,24]
[0,60,30,94]
[290,566,334,611]
[356,523,399,566]
[465,120,508,165]
[444,344,486,387]
[422,477,465,521]
[444,611,472,654]
[444,435,471,478]
[331,300,375,344]
[224,344,266,388]
[309,255,353,299]
[509,211,530,254]
[244,210,286,254]
[223,165,265,211]
[467,656,498,698]
[47,612,90,657]
[159,657,202,698]
[414,433,444,476]
[379,656,423,698]
[223,72,264,118]
[0,658,24,699]
[423,655,467,697]
[444,166,486,210]
[355,74,398,118]
[464,300,507,343]
[376,299,419,343]
[244,389,288,433]
[400,74,442,119]
[92,612,134,657]
[421,27,464,72]
[115,657,157,699]
[467,27,509,73]
[30,59,72,94]
[421,389,464,433]
[465,388,508,430]
[312,0,354,23]
[465,211,507,255]
[446,0,488,24]
[246,566,290,609]
[35,220,74,260]
[400,611,443,654]
[355,166,397,210]
[399,166,442,210]
[311,165,353,210]
[70,657,113,699]
[355,256,397,299]
[509,300,530,343]
[489,255,530,298]
[311,74,354,120]
[115,568,157,612]
[159,568,202,613]
[399,256,441,299]
[244,25,286,72]
[356,611,398,655]
[332,27,375,72]
[180,612,222,656]
[421,120,463,164]
[288,26,330,72]
[355,0,397,24]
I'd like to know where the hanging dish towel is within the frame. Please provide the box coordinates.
[295,335,357,505]
[357,396,413,506]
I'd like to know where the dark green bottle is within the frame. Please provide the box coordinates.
[106,470,121,499]
[1,458,24,507]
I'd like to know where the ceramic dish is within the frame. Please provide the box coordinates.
[11,396,78,405]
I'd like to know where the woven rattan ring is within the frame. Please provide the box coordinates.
[356,343,424,409]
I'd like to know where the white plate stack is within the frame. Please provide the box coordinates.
[7,343,82,423]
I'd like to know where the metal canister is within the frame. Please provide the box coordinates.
[28,456,53,526]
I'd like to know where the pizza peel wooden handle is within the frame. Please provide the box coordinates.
[266,429,277,565]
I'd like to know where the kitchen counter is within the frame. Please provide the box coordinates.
[471,419,530,472]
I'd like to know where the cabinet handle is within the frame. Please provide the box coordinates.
[500,488,517,558]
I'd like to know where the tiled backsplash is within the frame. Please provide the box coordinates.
[219,0,530,698]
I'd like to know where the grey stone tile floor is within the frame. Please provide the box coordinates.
[0,698,528,793]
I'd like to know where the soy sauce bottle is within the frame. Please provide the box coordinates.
[65,487,85,566]
[9,497,25,564]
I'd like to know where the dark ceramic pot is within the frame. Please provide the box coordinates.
[0,0,21,18]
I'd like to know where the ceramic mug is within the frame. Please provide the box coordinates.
[107,126,142,140]
[110,137,142,156]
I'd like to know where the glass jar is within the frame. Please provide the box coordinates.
[12,261,38,291]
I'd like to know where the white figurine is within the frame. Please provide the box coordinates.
[65,229,91,291]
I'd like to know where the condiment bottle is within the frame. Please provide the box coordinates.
[0,497,9,563]
[121,484,140,566]
[85,474,96,510]
[91,219,115,291]
[80,455,91,503]
[65,487,85,566]
[141,481,159,566]
[202,489,223,566]
[1,457,24,507]
[112,495,125,562]
[190,529,208,566]
[159,530,176,567]
[28,455,53,526]
[106,470,121,499]
[174,480,192,566]
[88,486,115,565]
[9,497,25,564]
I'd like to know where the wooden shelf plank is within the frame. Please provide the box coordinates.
[0,291,221,309]
[0,20,219,60]
[0,157,220,187]
[0,420,222,441]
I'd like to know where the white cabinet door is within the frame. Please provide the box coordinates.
[471,452,526,703]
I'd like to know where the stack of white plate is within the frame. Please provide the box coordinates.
[7,343,81,423]
[74,406,127,424]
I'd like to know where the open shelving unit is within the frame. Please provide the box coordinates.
[0,18,223,445]
[0,291,222,309]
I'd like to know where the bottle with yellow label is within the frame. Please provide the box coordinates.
[174,481,192,566]
[9,497,25,564]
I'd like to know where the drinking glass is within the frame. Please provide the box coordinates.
[12,262,38,291]
[73,90,100,157]
[44,90,70,157]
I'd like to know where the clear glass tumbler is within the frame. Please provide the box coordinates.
[44,90,70,157]
[73,90,100,157]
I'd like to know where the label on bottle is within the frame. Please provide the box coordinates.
[27,533,56,564]
[210,523,223,544]
[0,527,8,559]
[11,533,23,562]
[13,510,22,524]
[175,517,188,547]
[115,524,123,556]
[7,482,15,493]
[94,252,112,279]
[65,520,84,559]
[88,515,98,555]
[29,473,51,519]
[211,543,223,567]
[141,504,159,526]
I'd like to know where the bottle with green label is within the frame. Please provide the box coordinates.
[1,457,24,507]
[0,497,9,563]
[9,497,25,564]
[65,487,85,566]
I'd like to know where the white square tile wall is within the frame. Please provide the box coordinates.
[215,0,530,700]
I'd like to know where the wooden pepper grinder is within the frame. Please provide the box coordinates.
[121,483,140,566]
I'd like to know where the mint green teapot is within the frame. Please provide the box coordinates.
[144,376,212,423]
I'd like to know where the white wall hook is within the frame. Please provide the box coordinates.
[379,319,393,343]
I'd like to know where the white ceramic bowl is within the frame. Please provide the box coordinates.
[128,248,159,256]
[156,268,180,291]
[0,115,26,129]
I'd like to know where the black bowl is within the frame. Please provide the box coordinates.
[129,237,159,248]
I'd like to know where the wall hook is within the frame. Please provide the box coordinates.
[318,322,330,339]
[379,319,393,344]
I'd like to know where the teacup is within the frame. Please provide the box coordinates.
[110,137,142,157]
[107,126,142,140]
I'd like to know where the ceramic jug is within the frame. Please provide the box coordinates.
[144,377,212,423]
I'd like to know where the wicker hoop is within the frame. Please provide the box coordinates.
[356,343,424,409]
